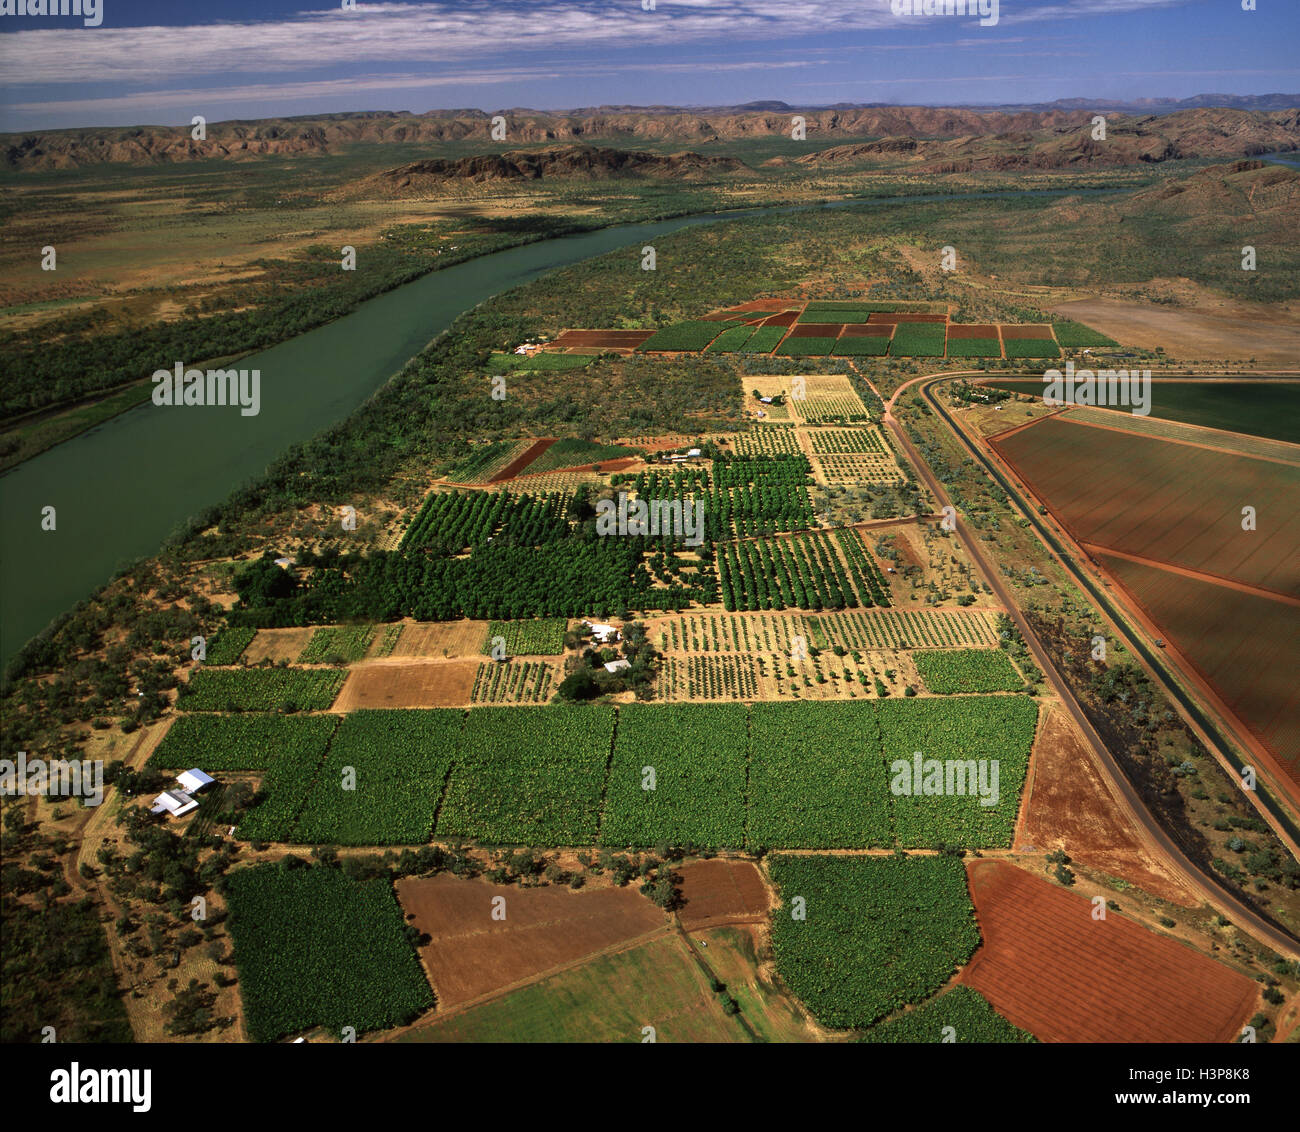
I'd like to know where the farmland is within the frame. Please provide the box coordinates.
[731,424,802,456]
[204,628,255,665]
[913,648,1024,694]
[150,712,338,770]
[437,705,614,844]
[992,415,1300,596]
[861,986,1035,1043]
[176,668,347,712]
[767,855,981,1029]
[298,624,376,663]
[293,710,460,845]
[469,659,557,703]
[602,702,749,848]
[484,618,567,656]
[226,864,433,1042]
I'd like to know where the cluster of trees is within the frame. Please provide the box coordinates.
[557,621,659,701]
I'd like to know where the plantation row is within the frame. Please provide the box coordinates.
[729,425,802,457]
[298,624,376,664]
[177,668,347,712]
[204,628,255,665]
[837,529,894,606]
[661,612,809,655]
[808,428,887,455]
[913,649,1024,694]
[445,438,531,484]
[813,452,903,484]
[808,609,999,650]
[401,490,571,554]
[483,617,568,656]
[797,393,873,423]
[165,698,1036,850]
[717,531,881,612]
[661,654,762,700]
[470,660,556,704]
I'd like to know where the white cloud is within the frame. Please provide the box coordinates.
[0,0,1199,87]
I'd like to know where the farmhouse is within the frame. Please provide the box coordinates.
[585,621,621,645]
[603,658,632,675]
[150,790,199,818]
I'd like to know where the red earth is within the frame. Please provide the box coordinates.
[960,860,1258,1043]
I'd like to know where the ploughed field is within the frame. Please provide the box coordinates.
[960,861,1258,1043]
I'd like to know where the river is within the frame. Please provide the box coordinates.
[0,188,1116,663]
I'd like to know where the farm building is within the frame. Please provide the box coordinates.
[150,790,199,818]
[603,658,632,674]
[586,622,621,644]
[177,768,216,794]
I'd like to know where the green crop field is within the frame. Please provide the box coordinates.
[730,425,802,456]
[748,701,890,848]
[520,438,634,475]
[204,628,255,665]
[293,710,461,845]
[151,712,338,771]
[298,625,376,663]
[913,649,1024,693]
[767,855,980,1029]
[861,986,1035,1043]
[889,323,948,358]
[226,864,433,1042]
[832,336,891,356]
[1052,320,1119,348]
[879,696,1038,848]
[601,702,748,849]
[484,618,568,656]
[486,351,596,373]
[1002,338,1062,359]
[437,705,614,844]
[375,624,405,657]
[739,325,789,353]
[704,325,757,352]
[775,336,838,356]
[944,338,1002,358]
[235,731,331,842]
[798,309,876,324]
[176,668,346,712]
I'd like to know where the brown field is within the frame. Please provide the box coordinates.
[676,859,772,930]
[999,324,1056,339]
[841,323,894,338]
[761,311,799,327]
[387,620,488,658]
[395,874,668,1009]
[1051,296,1300,366]
[947,323,1000,339]
[335,659,478,709]
[992,416,1300,597]
[549,329,653,348]
[1096,550,1300,787]
[788,323,844,338]
[720,300,799,313]
[961,860,1259,1043]
[1018,705,1198,905]
[243,627,315,663]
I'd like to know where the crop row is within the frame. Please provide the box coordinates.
[470,660,556,703]
[177,668,347,712]
[913,648,1024,693]
[484,617,568,656]
[835,528,893,607]
[717,531,872,612]
[204,628,255,665]
[401,490,571,554]
[638,320,745,351]
[808,429,885,454]
[298,624,376,663]
[730,426,802,457]
[809,609,998,650]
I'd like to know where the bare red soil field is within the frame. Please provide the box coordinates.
[1018,705,1198,905]
[947,323,1000,339]
[676,859,772,930]
[788,323,845,338]
[992,416,1300,597]
[841,323,894,338]
[961,861,1259,1043]
[336,660,479,709]
[761,311,799,327]
[396,874,667,1008]
[488,438,553,482]
[1096,550,1300,787]
[550,330,653,348]
[999,324,1056,339]
[517,456,640,478]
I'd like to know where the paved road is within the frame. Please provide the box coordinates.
[880,372,1300,959]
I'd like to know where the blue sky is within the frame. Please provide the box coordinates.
[1,0,1297,131]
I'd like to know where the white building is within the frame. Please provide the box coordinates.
[603,658,632,675]
[587,622,621,644]
[177,768,215,795]
[150,790,199,818]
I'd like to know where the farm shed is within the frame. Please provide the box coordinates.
[150,790,199,818]
[177,768,216,794]
[604,658,632,674]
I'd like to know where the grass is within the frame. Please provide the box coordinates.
[398,934,746,1043]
